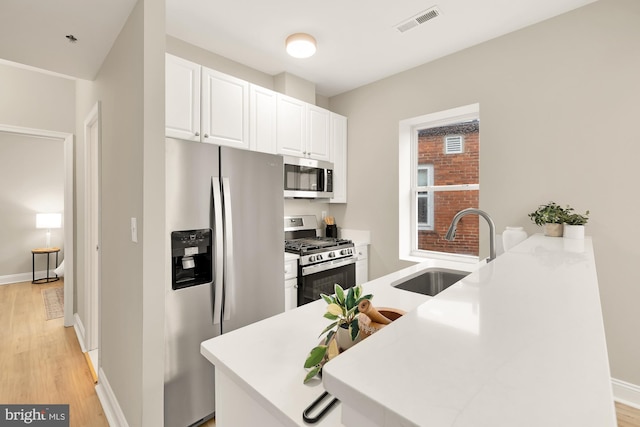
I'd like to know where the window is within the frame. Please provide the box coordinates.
[399,104,480,262]
[417,165,433,230]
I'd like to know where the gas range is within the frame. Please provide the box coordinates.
[284,215,357,306]
[284,216,355,267]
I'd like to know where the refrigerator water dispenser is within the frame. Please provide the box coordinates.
[171,229,212,290]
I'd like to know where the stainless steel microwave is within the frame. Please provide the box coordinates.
[283,156,333,199]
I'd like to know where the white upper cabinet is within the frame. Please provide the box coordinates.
[276,94,307,157]
[276,94,331,161]
[201,67,249,149]
[249,85,277,154]
[307,105,331,162]
[166,54,201,141]
[330,113,348,203]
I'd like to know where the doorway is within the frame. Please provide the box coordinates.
[0,123,74,327]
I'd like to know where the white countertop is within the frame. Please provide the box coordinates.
[201,255,476,426]
[322,235,616,427]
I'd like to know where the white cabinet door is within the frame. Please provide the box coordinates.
[330,113,348,203]
[307,105,331,161]
[355,244,368,284]
[165,54,201,141]
[249,85,277,154]
[276,94,307,157]
[201,67,249,149]
[284,278,298,311]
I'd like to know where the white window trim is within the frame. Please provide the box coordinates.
[399,103,480,263]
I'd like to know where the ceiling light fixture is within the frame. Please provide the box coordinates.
[285,33,316,58]
[65,34,78,43]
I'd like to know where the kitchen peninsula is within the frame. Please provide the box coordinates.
[200,235,615,426]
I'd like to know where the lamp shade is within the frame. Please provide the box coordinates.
[285,33,317,58]
[36,213,62,229]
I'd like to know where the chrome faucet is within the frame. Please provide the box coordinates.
[444,208,496,262]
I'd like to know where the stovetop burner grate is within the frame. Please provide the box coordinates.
[285,237,353,254]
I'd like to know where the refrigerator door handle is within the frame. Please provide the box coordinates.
[212,177,224,325]
[221,177,234,321]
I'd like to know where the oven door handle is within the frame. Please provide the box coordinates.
[301,257,356,276]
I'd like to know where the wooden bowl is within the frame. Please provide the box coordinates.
[358,308,405,338]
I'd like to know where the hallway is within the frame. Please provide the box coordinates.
[0,280,108,426]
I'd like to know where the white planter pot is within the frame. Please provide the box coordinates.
[544,223,563,237]
[563,224,585,240]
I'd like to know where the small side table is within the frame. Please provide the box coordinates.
[32,247,61,284]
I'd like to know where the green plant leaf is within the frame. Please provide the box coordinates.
[324,330,335,345]
[323,312,339,321]
[334,284,345,305]
[304,345,327,368]
[318,321,339,337]
[346,287,356,310]
[349,318,359,341]
[320,294,333,305]
[304,366,321,384]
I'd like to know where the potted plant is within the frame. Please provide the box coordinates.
[303,284,372,383]
[528,202,566,237]
[563,207,589,239]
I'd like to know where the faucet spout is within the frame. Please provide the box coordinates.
[444,208,496,262]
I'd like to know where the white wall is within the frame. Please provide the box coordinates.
[0,133,64,277]
[75,0,165,425]
[0,62,75,133]
[0,62,74,288]
[329,0,640,389]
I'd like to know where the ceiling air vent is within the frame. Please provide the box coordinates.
[395,6,441,33]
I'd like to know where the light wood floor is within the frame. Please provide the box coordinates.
[2,280,638,427]
[0,280,109,427]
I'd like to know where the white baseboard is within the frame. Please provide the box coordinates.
[612,378,640,409]
[96,368,130,427]
[73,313,87,353]
[0,271,55,285]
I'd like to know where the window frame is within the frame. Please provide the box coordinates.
[417,164,434,231]
[399,103,480,263]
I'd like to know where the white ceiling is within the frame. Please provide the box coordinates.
[1,0,596,96]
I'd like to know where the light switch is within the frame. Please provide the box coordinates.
[131,217,138,243]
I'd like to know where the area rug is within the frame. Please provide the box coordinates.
[42,287,64,320]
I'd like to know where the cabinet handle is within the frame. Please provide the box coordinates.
[195,131,200,137]
[294,284,298,289]
[204,133,209,138]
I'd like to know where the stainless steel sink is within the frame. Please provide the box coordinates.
[392,268,470,296]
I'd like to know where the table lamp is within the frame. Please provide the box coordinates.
[36,213,62,248]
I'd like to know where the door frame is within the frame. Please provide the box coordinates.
[0,123,74,327]
[83,102,101,352]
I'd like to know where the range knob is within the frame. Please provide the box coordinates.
[328,252,336,258]
[309,255,316,262]
[340,249,349,255]
[317,254,323,261]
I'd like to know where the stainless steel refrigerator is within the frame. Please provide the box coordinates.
[164,138,284,426]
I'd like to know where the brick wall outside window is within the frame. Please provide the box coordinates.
[417,122,479,256]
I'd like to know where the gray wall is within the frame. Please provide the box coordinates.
[329,0,640,387]
[0,132,64,276]
[75,0,165,425]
